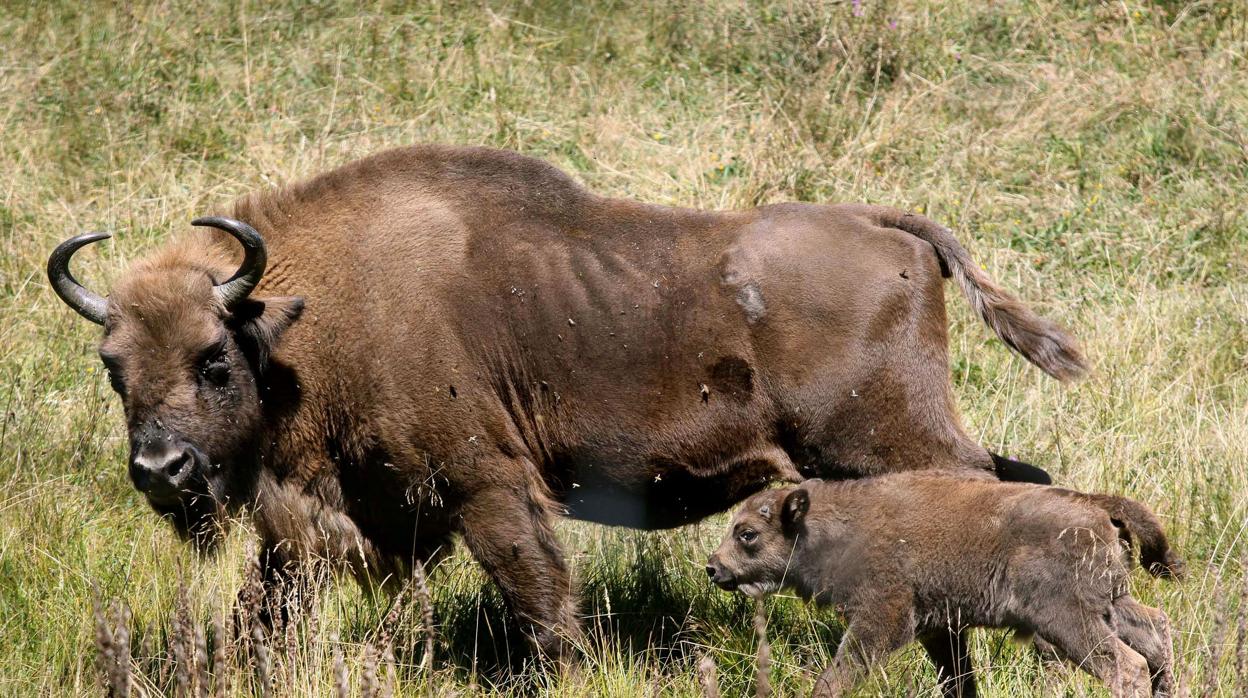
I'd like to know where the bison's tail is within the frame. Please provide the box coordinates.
[1086,493,1185,580]
[879,209,1088,382]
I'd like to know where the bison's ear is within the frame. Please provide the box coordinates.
[229,296,304,372]
[781,488,809,534]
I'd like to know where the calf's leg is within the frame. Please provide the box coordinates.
[1033,616,1151,698]
[920,629,976,697]
[1113,596,1174,696]
[456,471,579,660]
[1030,633,1066,668]
[812,595,913,698]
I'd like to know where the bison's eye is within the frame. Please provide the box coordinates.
[105,367,125,394]
[99,354,125,394]
[738,529,758,545]
[198,351,230,387]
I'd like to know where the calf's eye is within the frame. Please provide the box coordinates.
[739,529,758,544]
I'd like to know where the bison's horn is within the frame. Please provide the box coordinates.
[192,216,268,308]
[47,232,111,325]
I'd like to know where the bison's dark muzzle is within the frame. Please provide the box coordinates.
[129,439,201,504]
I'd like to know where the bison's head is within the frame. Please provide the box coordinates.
[48,218,302,548]
[705,486,809,598]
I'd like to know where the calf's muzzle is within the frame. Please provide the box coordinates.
[704,554,737,590]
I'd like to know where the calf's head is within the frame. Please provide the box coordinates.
[706,485,810,597]
[48,218,303,547]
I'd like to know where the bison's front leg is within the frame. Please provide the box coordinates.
[457,472,580,659]
[238,542,317,635]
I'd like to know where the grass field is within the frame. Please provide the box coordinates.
[2,0,1246,695]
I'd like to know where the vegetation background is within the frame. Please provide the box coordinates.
[1,0,1245,695]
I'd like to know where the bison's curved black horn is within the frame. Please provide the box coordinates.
[47,232,111,325]
[192,216,268,308]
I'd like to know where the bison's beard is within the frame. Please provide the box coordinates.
[150,487,231,553]
[149,447,262,553]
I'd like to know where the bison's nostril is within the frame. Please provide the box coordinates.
[131,442,195,496]
[705,565,717,579]
[165,450,190,477]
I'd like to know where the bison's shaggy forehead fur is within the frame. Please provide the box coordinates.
[105,257,222,357]
[53,145,1086,656]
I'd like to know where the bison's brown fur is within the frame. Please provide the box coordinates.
[52,145,1085,656]
[707,473,1181,697]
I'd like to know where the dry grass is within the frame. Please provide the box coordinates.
[1,0,1246,695]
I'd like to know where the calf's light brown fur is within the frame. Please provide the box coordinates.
[707,473,1181,697]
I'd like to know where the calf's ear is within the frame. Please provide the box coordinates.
[781,488,810,534]
[229,296,304,371]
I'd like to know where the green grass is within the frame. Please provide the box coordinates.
[1,0,1246,695]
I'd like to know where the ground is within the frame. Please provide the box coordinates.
[0,1,1245,695]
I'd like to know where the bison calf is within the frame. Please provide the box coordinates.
[706,472,1181,697]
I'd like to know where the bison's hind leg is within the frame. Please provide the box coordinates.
[455,457,580,661]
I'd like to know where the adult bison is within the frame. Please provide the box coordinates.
[48,145,1084,656]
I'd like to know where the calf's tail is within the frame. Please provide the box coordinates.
[1086,493,1184,579]
[877,209,1088,382]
